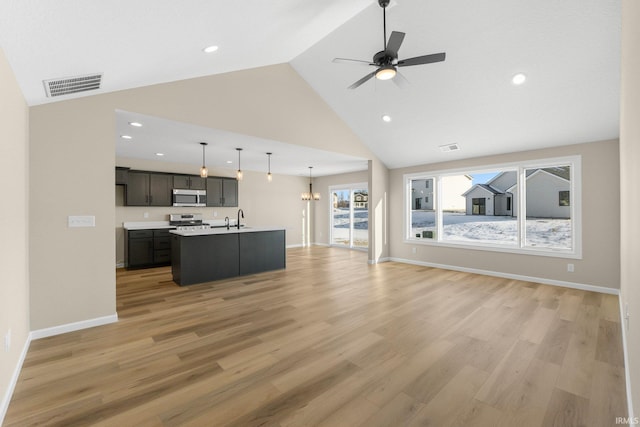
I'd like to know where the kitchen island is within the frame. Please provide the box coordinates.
[170,227,286,286]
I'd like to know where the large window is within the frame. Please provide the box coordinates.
[331,184,368,249]
[405,157,581,257]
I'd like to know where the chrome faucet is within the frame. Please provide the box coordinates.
[237,209,244,229]
[224,216,230,230]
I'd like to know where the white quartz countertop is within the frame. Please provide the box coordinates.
[123,219,238,230]
[169,226,285,237]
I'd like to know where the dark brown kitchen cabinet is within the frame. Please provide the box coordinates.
[206,177,238,207]
[115,167,129,185]
[125,172,172,206]
[173,175,206,190]
[127,230,154,267]
[127,229,172,268]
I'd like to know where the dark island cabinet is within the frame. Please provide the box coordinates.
[171,233,239,285]
[127,229,172,268]
[206,177,238,207]
[239,230,286,275]
[173,175,206,190]
[125,172,172,206]
[171,229,285,286]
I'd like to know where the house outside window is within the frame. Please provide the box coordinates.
[405,156,581,257]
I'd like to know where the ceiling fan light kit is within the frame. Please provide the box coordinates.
[376,65,396,80]
[335,0,446,90]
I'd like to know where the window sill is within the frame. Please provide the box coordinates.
[404,237,582,259]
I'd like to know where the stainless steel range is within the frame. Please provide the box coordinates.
[169,213,210,231]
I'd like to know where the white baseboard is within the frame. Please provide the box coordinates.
[619,295,635,421]
[30,313,118,340]
[369,257,391,265]
[388,257,619,295]
[0,332,32,426]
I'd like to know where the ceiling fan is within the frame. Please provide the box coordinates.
[333,0,446,89]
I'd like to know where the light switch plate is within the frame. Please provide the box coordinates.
[68,215,95,227]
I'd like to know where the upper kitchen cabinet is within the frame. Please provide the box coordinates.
[206,177,238,207]
[126,172,172,206]
[173,175,206,190]
[115,167,129,185]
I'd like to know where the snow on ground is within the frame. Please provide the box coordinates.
[412,211,571,249]
[332,208,368,247]
[328,209,572,249]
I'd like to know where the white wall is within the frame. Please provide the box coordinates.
[0,47,30,424]
[620,0,640,417]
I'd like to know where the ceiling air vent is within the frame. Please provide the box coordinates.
[439,143,460,152]
[43,73,102,98]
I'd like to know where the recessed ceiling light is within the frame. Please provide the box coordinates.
[128,121,142,127]
[512,73,527,85]
[382,115,392,122]
[155,153,164,156]
[120,135,132,140]
[203,45,219,53]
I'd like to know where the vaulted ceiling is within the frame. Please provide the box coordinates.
[0,0,621,173]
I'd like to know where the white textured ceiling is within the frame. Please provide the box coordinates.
[0,0,621,172]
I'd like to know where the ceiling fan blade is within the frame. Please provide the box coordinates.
[332,58,374,66]
[393,71,409,89]
[348,71,377,89]
[398,52,446,67]
[386,31,405,57]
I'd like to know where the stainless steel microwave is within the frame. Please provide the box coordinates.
[172,189,206,207]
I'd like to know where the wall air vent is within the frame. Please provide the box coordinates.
[43,73,102,98]
[439,143,460,152]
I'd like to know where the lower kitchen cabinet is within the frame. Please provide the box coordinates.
[127,228,172,268]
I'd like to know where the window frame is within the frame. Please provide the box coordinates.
[404,155,582,259]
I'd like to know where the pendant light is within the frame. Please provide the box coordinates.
[199,142,208,178]
[301,166,320,201]
[236,148,243,181]
[266,152,273,182]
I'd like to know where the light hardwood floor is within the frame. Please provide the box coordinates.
[5,247,627,426]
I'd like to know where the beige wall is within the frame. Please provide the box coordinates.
[389,139,620,289]
[0,47,29,421]
[115,157,309,265]
[310,162,389,263]
[620,0,640,416]
[29,63,383,331]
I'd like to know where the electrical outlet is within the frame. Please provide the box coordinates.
[213,211,218,217]
[625,303,630,331]
[412,247,417,254]
[4,329,11,352]
[567,263,574,272]
[143,212,149,219]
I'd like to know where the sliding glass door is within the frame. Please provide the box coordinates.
[330,184,368,249]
